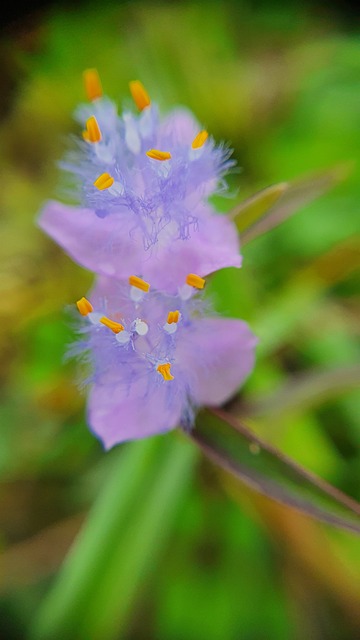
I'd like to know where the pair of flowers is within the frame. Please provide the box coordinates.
[39,70,257,448]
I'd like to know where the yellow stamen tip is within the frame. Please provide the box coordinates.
[94,172,114,191]
[128,275,150,292]
[186,273,205,289]
[129,80,151,111]
[146,149,172,161]
[100,316,124,334]
[83,68,103,101]
[84,116,102,143]
[157,363,174,381]
[76,297,93,316]
[167,310,180,324]
[191,130,208,149]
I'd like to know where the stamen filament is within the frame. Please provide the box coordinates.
[129,80,151,111]
[186,273,205,289]
[100,316,124,334]
[146,149,172,161]
[83,116,102,143]
[167,310,180,324]
[76,297,93,316]
[94,172,114,190]
[191,130,208,149]
[83,68,103,101]
[129,275,150,292]
[157,363,174,381]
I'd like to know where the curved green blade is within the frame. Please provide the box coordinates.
[230,182,288,232]
[245,364,360,418]
[239,164,352,244]
[192,409,360,535]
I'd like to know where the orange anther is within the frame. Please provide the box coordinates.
[100,317,124,334]
[191,130,208,149]
[129,80,151,111]
[186,274,205,289]
[157,363,174,381]
[93,172,114,190]
[83,116,102,143]
[76,297,93,316]
[167,310,180,324]
[146,149,172,161]
[83,68,103,101]
[128,276,150,292]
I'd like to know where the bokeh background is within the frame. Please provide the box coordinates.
[0,1,359,638]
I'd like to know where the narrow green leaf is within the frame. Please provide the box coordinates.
[240,163,352,244]
[244,364,360,418]
[79,435,197,640]
[31,435,197,640]
[30,438,159,640]
[230,182,288,232]
[192,409,360,535]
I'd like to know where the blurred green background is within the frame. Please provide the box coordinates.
[0,1,359,638]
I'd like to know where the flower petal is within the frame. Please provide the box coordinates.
[87,378,184,449]
[178,318,257,406]
[158,107,199,145]
[38,200,241,291]
[144,208,242,290]
[38,200,143,278]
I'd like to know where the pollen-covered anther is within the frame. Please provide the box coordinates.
[76,297,93,316]
[156,363,174,381]
[186,273,205,289]
[83,68,103,101]
[100,316,124,334]
[146,149,172,161]
[83,116,102,143]
[94,172,114,190]
[191,130,208,149]
[167,310,180,324]
[129,80,151,111]
[128,275,150,292]
[164,310,181,334]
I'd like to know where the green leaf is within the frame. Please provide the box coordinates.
[192,409,360,535]
[31,435,197,640]
[239,163,352,244]
[230,182,288,232]
[244,364,360,418]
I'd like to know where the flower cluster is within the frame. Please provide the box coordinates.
[38,70,257,448]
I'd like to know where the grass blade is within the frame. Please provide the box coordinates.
[240,164,351,244]
[229,182,288,232]
[31,435,197,640]
[192,409,360,535]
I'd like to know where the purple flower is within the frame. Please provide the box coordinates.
[38,73,241,292]
[37,71,257,448]
[39,199,240,292]
[67,79,233,246]
[74,274,257,449]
